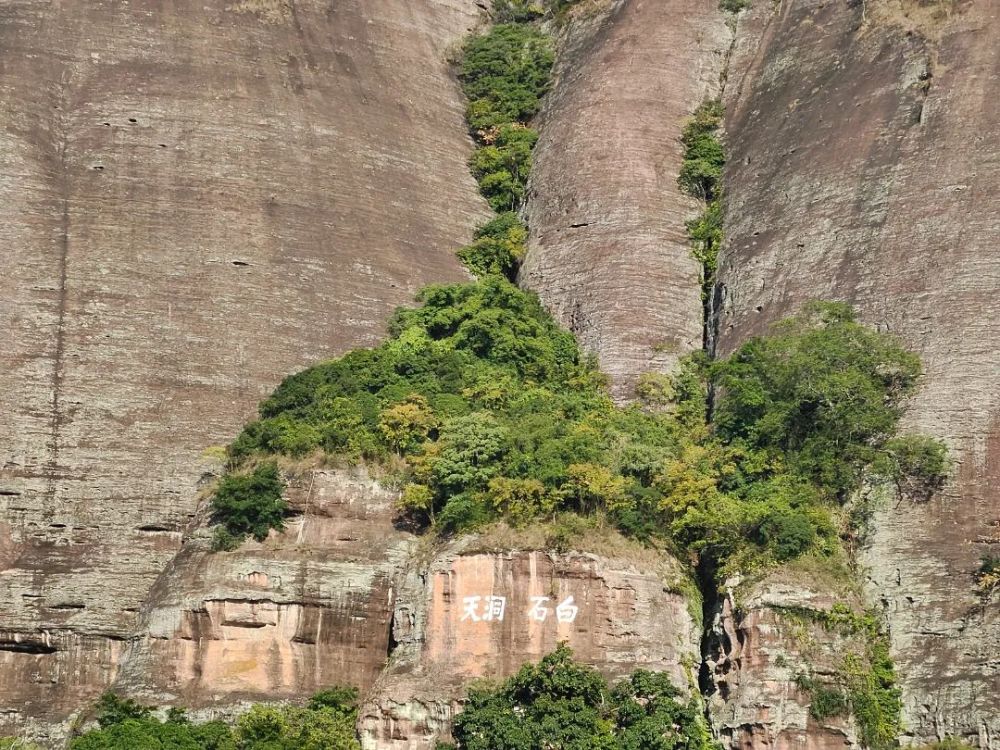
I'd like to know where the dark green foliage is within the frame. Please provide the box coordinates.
[712,302,928,497]
[457,213,528,280]
[873,434,951,499]
[71,689,360,750]
[210,462,287,544]
[450,645,718,750]
[794,676,849,721]
[469,126,539,211]
[719,0,751,11]
[95,694,152,729]
[491,0,546,22]
[459,24,554,132]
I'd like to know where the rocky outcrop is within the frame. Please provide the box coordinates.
[0,0,486,738]
[716,0,1000,744]
[521,0,731,401]
[115,470,415,708]
[705,570,867,750]
[360,536,700,748]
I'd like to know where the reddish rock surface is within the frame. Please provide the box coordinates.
[360,539,700,748]
[521,0,731,400]
[115,470,415,709]
[717,0,1000,744]
[0,0,486,739]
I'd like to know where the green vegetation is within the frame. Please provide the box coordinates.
[69,690,360,750]
[679,100,725,310]
[719,0,751,11]
[442,645,718,750]
[784,605,902,749]
[223,291,946,583]
[210,462,287,550]
[459,23,552,211]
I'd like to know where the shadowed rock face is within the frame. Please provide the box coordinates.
[0,0,486,737]
[521,0,731,401]
[717,0,1000,744]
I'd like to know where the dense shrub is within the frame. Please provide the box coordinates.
[69,689,360,750]
[210,461,287,547]
[457,212,528,280]
[469,125,539,211]
[446,645,718,750]
[678,100,725,201]
[226,288,945,579]
[719,0,751,11]
[459,24,554,132]
[711,302,927,497]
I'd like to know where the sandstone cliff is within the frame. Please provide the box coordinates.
[521,0,732,400]
[0,0,486,739]
[716,0,1000,744]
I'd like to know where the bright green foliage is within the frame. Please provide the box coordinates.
[70,689,360,750]
[686,199,722,304]
[450,645,718,750]
[470,126,539,211]
[678,100,725,201]
[680,100,726,317]
[459,24,554,132]
[457,212,528,280]
[227,290,944,577]
[210,462,287,545]
[711,302,931,497]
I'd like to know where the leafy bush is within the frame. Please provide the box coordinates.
[459,24,554,132]
[719,0,751,11]
[210,462,287,544]
[873,434,951,499]
[711,302,931,498]
[450,645,718,750]
[457,212,528,280]
[70,689,360,750]
[678,100,725,201]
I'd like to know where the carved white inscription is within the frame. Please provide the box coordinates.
[462,595,579,623]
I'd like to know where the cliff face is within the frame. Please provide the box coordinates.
[717,0,1000,744]
[521,0,731,400]
[0,0,486,738]
[2,0,999,747]
[360,537,700,748]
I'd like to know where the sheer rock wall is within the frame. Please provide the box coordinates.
[716,1,1000,744]
[521,0,732,400]
[0,0,487,739]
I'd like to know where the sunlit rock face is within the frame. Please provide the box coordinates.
[521,0,732,401]
[360,539,700,749]
[116,470,415,707]
[0,0,486,739]
[716,1,1000,744]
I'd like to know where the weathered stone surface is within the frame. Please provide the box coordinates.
[521,0,731,401]
[115,470,414,708]
[716,0,1000,744]
[360,537,700,749]
[0,0,486,738]
[706,574,863,750]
